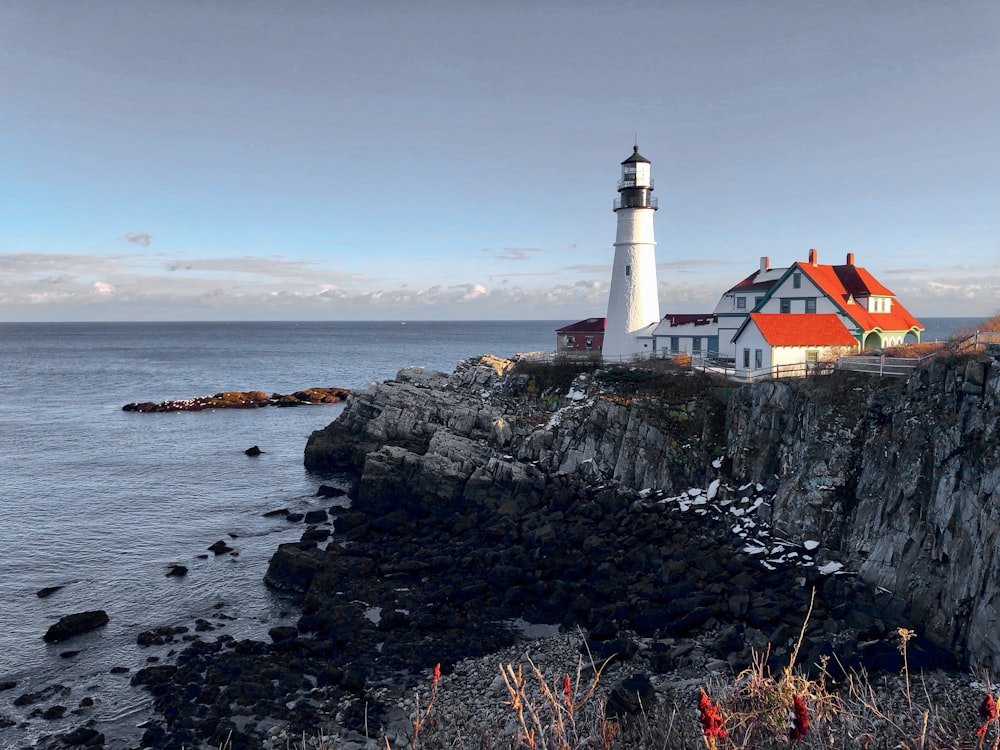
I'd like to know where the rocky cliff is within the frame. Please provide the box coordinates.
[305,348,1000,669]
[727,350,1000,669]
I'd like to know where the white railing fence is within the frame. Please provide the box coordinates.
[516,330,1000,383]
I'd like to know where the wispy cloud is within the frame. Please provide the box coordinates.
[565,264,610,274]
[2,252,996,321]
[658,259,730,271]
[483,247,544,261]
[124,232,152,247]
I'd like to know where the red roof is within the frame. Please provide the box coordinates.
[728,270,781,293]
[796,262,923,333]
[556,317,606,333]
[750,313,859,347]
[661,313,717,327]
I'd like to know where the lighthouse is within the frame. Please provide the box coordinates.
[603,146,661,360]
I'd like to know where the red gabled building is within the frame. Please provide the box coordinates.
[555,317,605,354]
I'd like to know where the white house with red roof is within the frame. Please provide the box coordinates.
[652,248,924,376]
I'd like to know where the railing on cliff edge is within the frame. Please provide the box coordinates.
[956,330,1000,351]
[516,330,1000,383]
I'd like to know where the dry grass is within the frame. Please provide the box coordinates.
[369,600,997,750]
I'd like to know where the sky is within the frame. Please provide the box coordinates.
[1,1,998,323]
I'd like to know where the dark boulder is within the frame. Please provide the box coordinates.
[264,543,325,593]
[37,585,64,598]
[303,509,328,524]
[268,626,299,644]
[59,725,105,747]
[44,611,109,643]
[244,445,262,456]
[315,484,347,498]
[605,673,656,719]
[137,625,190,646]
[166,564,188,577]
[42,704,66,720]
[207,540,232,555]
[301,527,331,543]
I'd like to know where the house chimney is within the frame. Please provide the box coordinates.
[808,248,818,266]
[760,256,770,273]
[846,252,855,265]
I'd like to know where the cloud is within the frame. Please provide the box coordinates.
[489,271,561,280]
[657,259,730,271]
[162,255,368,284]
[3,251,997,321]
[483,247,544,261]
[124,232,152,247]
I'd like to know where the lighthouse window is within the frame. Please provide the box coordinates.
[625,265,631,276]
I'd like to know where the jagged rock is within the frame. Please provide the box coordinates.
[315,483,346,498]
[43,611,109,643]
[264,542,325,593]
[59,725,105,747]
[207,540,232,555]
[605,673,656,719]
[268,626,298,644]
[123,386,349,412]
[300,527,330,543]
[137,625,189,646]
[727,359,1000,668]
[303,509,328,524]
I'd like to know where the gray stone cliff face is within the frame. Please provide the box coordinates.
[304,351,999,668]
[728,354,1000,668]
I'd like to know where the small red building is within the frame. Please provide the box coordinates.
[555,317,605,354]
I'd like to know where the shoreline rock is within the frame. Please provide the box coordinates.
[122,386,350,412]
[43,611,109,643]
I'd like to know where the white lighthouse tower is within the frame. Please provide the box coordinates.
[603,145,660,360]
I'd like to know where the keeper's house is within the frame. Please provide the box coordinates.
[653,249,924,376]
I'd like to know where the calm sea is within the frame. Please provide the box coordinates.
[0,317,980,746]
[0,320,558,747]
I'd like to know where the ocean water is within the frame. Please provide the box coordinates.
[0,316,981,746]
[0,320,558,747]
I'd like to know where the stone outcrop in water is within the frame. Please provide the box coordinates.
[122,386,349,412]
[43,611,109,643]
